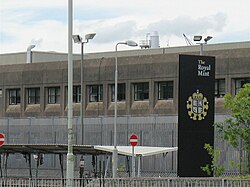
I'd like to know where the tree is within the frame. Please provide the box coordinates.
[216,83,250,174]
[201,143,224,177]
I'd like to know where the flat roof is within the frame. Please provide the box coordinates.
[1,41,249,65]
[0,144,178,157]
[94,146,178,157]
[0,144,104,155]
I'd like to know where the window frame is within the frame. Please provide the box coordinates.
[134,82,149,101]
[73,85,81,103]
[215,79,225,98]
[235,78,250,94]
[89,85,103,102]
[111,83,126,102]
[27,87,40,104]
[48,87,60,104]
[157,81,174,100]
[8,88,21,105]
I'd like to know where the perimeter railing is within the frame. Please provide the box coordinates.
[0,177,249,187]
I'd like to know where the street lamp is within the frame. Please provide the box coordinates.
[193,35,213,55]
[73,33,95,179]
[73,33,96,143]
[67,0,73,186]
[113,40,138,178]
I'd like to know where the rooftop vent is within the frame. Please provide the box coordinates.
[26,45,36,63]
[139,31,160,49]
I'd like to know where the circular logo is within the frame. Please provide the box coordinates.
[186,90,209,120]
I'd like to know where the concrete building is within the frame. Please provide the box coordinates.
[0,41,249,118]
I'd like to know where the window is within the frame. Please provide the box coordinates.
[27,88,40,104]
[9,89,21,105]
[157,81,173,100]
[111,83,126,102]
[73,86,81,103]
[235,78,250,94]
[48,87,60,104]
[134,82,149,101]
[89,85,103,102]
[65,85,82,104]
[215,79,225,98]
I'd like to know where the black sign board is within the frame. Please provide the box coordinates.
[178,54,215,177]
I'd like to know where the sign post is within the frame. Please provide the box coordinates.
[130,134,138,177]
[0,133,5,147]
[178,54,215,177]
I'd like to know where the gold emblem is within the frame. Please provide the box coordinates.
[186,90,209,120]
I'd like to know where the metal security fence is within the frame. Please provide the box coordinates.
[0,116,178,178]
[0,178,250,187]
[0,116,177,146]
[0,115,248,177]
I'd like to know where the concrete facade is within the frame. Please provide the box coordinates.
[0,41,249,118]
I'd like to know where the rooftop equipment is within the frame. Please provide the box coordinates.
[139,31,160,49]
[150,31,160,48]
[26,45,36,63]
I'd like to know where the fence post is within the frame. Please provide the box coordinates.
[167,178,170,187]
[222,178,225,187]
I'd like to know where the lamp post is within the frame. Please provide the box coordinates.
[193,35,213,55]
[113,40,138,178]
[73,33,96,146]
[66,0,73,186]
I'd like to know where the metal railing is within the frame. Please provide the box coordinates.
[0,178,249,187]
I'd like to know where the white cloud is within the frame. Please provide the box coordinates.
[144,13,227,37]
[0,0,249,53]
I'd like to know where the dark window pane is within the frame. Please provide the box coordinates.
[9,89,21,105]
[111,83,126,101]
[235,78,250,94]
[48,87,60,104]
[134,82,149,101]
[73,86,81,103]
[28,88,40,104]
[89,85,103,102]
[158,81,173,100]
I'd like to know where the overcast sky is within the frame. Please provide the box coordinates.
[0,0,249,54]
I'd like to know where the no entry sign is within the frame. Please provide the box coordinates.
[0,133,5,147]
[130,134,138,146]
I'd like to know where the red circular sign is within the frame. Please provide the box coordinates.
[0,133,5,147]
[130,134,138,146]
